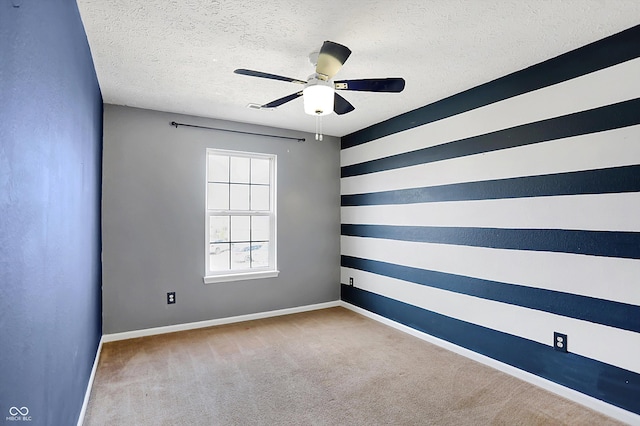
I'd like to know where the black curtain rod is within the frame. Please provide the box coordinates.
[170,121,306,142]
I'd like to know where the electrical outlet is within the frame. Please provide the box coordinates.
[349,277,354,286]
[167,292,176,304]
[554,332,567,352]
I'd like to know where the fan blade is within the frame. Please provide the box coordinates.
[316,41,352,80]
[234,69,306,85]
[334,93,355,115]
[334,78,405,93]
[261,92,303,109]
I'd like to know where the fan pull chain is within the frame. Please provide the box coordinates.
[315,115,323,141]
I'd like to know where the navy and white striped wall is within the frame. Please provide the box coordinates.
[340,25,640,415]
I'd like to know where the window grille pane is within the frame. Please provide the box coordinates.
[208,155,229,182]
[251,158,270,184]
[209,248,230,272]
[252,216,270,241]
[208,183,229,210]
[230,184,250,210]
[251,243,269,268]
[210,216,229,242]
[231,243,251,269]
[230,216,250,242]
[210,243,230,256]
[230,157,250,183]
[250,185,270,211]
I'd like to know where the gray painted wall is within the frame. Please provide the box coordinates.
[102,104,340,334]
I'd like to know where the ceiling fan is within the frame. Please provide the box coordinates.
[234,41,405,138]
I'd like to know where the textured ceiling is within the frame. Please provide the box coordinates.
[77,0,640,137]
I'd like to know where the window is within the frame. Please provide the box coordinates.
[204,149,278,283]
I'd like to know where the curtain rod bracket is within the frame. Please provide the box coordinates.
[170,121,306,142]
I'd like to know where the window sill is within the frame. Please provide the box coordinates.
[203,270,280,284]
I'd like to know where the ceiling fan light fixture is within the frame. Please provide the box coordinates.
[303,84,334,116]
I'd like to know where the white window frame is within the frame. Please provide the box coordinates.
[204,148,278,284]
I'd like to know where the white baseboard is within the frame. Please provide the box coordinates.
[77,337,103,426]
[340,301,640,426]
[102,300,341,342]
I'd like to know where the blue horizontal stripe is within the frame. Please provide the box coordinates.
[341,284,640,414]
[341,224,640,259]
[342,255,640,333]
[342,99,640,178]
[341,165,640,205]
[342,25,640,149]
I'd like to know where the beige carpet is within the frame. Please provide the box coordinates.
[84,307,623,425]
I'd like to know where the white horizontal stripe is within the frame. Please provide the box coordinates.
[341,267,640,374]
[341,192,640,232]
[341,236,640,306]
[341,57,640,167]
[341,124,640,195]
